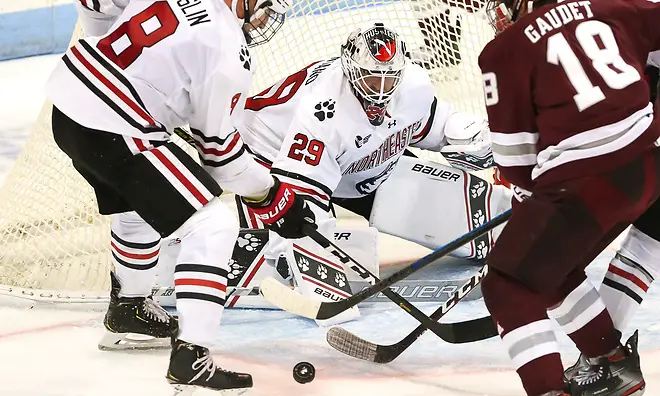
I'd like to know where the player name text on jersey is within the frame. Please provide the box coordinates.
[342,119,423,175]
[176,0,211,26]
[524,1,594,43]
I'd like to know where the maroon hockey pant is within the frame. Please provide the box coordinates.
[481,147,660,395]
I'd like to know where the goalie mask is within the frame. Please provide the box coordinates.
[232,0,291,46]
[341,23,407,126]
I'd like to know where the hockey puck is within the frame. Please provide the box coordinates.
[293,361,315,384]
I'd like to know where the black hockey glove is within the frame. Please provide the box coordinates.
[242,177,316,239]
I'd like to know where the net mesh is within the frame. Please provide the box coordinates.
[0,0,493,301]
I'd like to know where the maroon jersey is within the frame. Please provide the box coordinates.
[479,0,660,190]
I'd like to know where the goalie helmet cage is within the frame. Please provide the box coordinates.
[0,1,493,306]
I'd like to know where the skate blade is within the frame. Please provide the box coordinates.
[98,331,171,351]
[170,383,249,396]
[626,381,645,396]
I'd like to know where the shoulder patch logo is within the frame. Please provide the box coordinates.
[314,99,336,122]
[355,134,371,148]
[239,45,251,71]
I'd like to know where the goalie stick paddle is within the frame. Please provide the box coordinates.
[259,209,512,321]
[303,225,496,345]
[326,265,498,363]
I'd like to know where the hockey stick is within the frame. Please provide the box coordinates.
[260,209,511,320]
[151,285,260,300]
[303,226,494,344]
[326,265,497,363]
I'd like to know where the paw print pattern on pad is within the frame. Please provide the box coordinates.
[297,257,310,272]
[472,209,485,228]
[237,233,261,252]
[471,181,486,198]
[334,273,346,288]
[476,240,489,260]
[317,264,328,280]
[227,259,246,280]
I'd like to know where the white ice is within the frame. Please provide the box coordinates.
[2,55,660,396]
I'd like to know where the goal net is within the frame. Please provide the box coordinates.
[0,0,493,304]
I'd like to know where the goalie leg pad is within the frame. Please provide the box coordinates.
[369,156,511,260]
[286,236,361,327]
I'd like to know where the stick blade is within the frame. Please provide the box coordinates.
[259,277,322,319]
[326,327,379,362]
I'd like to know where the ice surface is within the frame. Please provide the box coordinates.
[2,55,660,396]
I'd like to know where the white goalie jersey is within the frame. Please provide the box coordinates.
[238,58,490,209]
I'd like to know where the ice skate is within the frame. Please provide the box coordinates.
[98,272,177,350]
[166,339,253,395]
[564,353,588,381]
[568,331,645,396]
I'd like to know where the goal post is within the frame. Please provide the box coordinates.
[0,0,493,305]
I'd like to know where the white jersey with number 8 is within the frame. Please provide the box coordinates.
[47,0,256,185]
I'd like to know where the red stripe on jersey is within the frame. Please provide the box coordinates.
[195,132,241,157]
[110,242,160,260]
[293,243,343,271]
[151,148,210,206]
[133,138,148,152]
[70,46,157,126]
[291,184,330,201]
[607,264,649,292]
[255,158,272,169]
[175,278,227,292]
[412,118,432,141]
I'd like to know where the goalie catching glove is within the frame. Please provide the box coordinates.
[242,177,316,239]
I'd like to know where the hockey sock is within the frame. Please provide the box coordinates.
[174,199,237,348]
[481,269,565,395]
[111,211,161,298]
[600,226,657,330]
[547,277,620,359]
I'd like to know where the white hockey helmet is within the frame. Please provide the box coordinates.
[341,23,407,125]
[232,0,292,46]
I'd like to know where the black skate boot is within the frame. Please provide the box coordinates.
[564,353,588,381]
[166,339,253,395]
[564,330,622,381]
[568,331,645,396]
[98,272,177,350]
